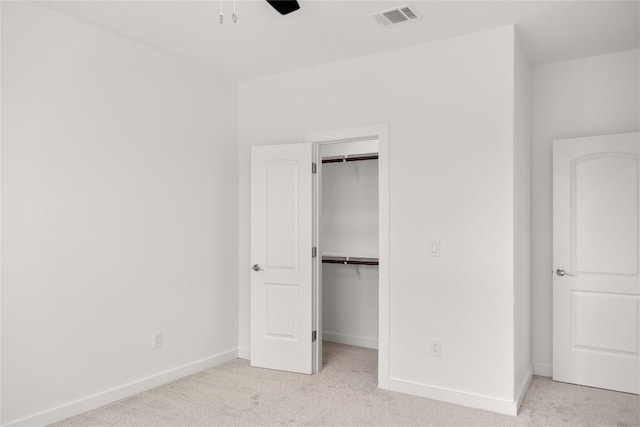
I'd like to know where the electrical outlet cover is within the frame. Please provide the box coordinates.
[430,338,441,357]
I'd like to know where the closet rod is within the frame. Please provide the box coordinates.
[321,155,378,164]
[322,256,379,266]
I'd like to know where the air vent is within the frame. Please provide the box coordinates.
[371,4,421,26]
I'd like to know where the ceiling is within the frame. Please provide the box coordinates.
[41,1,640,81]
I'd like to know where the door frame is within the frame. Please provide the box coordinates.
[305,124,390,384]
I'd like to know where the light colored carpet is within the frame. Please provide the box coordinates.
[54,342,639,427]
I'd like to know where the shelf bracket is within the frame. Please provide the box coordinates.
[347,159,360,182]
[354,264,363,280]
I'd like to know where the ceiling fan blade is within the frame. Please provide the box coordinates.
[266,0,300,15]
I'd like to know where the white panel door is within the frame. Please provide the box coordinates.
[553,132,640,394]
[250,142,313,374]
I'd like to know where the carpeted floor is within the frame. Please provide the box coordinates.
[55,342,639,426]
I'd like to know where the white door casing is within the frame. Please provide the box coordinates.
[250,142,313,374]
[553,132,640,394]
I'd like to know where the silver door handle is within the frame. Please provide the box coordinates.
[252,264,264,272]
[556,268,574,277]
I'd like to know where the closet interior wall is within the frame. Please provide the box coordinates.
[321,151,379,349]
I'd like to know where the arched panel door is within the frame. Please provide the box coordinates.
[250,143,313,374]
[553,132,639,394]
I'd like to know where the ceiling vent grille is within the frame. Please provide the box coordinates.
[371,4,421,26]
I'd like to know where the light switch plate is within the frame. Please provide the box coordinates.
[152,331,163,349]
[429,240,440,257]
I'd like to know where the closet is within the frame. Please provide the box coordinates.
[250,131,387,375]
[319,140,379,352]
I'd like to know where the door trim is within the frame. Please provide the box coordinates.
[305,124,390,383]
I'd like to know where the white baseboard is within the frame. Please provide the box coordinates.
[514,368,533,413]
[323,331,378,349]
[533,363,552,377]
[4,349,238,427]
[238,348,251,360]
[381,376,519,416]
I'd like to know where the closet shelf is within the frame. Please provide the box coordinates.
[322,256,379,266]
[321,155,378,164]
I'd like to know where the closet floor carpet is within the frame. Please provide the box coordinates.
[55,342,639,427]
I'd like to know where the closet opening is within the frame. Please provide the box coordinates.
[313,138,379,374]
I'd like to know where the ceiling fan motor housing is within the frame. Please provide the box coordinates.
[266,0,300,15]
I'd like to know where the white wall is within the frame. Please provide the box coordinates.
[531,49,640,376]
[321,159,378,348]
[239,26,525,410]
[321,160,378,258]
[1,3,239,424]
[513,33,532,402]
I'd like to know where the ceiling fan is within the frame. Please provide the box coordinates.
[220,0,300,23]
[266,0,300,15]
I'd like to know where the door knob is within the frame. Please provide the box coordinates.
[556,268,574,277]
[252,264,264,272]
